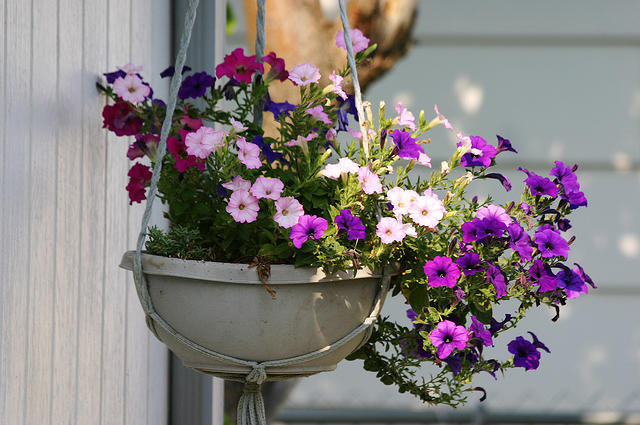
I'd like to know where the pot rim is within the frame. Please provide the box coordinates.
[120,251,385,285]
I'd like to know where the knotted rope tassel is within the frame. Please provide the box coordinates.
[237,365,268,425]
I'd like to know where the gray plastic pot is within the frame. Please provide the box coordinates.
[120,251,390,379]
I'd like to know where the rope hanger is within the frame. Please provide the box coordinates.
[131,1,378,424]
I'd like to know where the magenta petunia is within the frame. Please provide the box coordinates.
[263,51,289,82]
[423,256,460,288]
[215,48,264,84]
[126,163,152,205]
[167,135,205,172]
[290,214,329,248]
[428,320,469,359]
[102,101,143,137]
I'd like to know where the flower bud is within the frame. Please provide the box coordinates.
[440,161,450,175]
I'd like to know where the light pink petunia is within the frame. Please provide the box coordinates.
[417,152,432,167]
[328,71,347,100]
[288,62,321,86]
[251,176,284,200]
[230,117,248,132]
[236,137,262,169]
[408,195,446,228]
[387,187,413,216]
[357,166,382,194]
[274,197,304,228]
[404,222,418,238]
[336,29,370,53]
[184,126,226,159]
[322,157,360,179]
[226,189,260,223]
[117,62,143,75]
[376,217,406,244]
[222,175,252,192]
[476,204,512,227]
[305,105,332,125]
[113,74,150,103]
[395,102,416,131]
[434,104,453,130]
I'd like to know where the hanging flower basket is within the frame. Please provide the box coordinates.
[120,251,390,379]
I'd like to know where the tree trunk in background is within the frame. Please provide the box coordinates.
[223,1,418,422]
[243,0,417,100]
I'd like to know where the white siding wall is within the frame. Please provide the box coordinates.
[0,1,171,424]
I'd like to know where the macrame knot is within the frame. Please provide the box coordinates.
[246,364,267,385]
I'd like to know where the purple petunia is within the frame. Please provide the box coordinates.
[334,209,366,240]
[251,136,287,164]
[456,252,484,276]
[550,161,580,193]
[556,267,589,299]
[429,320,469,359]
[459,136,497,168]
[508,332,550,370]
[159,65,192,78]
[487,263,507,298]
[470,315,493,347]
[496,134,517,154]
[484,172,512,191]
[508,222,533,262]
[561,190,588,209]
[524,172,560,198]
[289,215,328,249]
[390,129,424,160]
[529,259,557,292]
[461,219,484,243]
[104,69,126,84]
[178,71,215,99]
[264,98,297,121]
[424,256,461,288]
[535,228,570,258]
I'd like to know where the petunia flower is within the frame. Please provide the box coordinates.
[376,217,406,244]
[289,215,329,248]
[225,189,259,223]
[487,263,508,297]
[508,333,549,370]
[263,94,296,120]
[395,102,416,131]
[556,268,589,299]
[386,187,413,216]
[429,320,469,359]
[535,228,569,258]
[113,74,150,103]
[250,176,284,200]
[328,71,348,100]
[507,222,533,262]
[305,105,332,125]
[117,62,143,75]
[288,62,321,86]
[222,175,252,192]
[215,48,264,84]
[529,259,557,292]
[456,252,483,276]
[178,71,215,99]
[126,163,152,205]
[409,195,445,228]
[262,51,289,82]
[476,204,512,227]
[459,136,497,168]
[167,136,205,172]
[470,316,493,347]
[357,166,383,194]
[183,126,226,159]
[390,129,424,160]
[336,28,370,53]
[334,210,366,240]
[423,256,460,288]
[433,104,453,130]
[251,136,287,164]
[496,134,517,154]
[230,117,248,133]
[236,137,262,169]
[322,157,359,180]
[274,197,304,229]
[159,64,191,78]
[524,173,560,198]
[127,133,160,161]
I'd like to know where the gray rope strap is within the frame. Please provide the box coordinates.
[338,0,369,159]
[237,366,267,425]
[133,0,200,315]
[252,0,266,128]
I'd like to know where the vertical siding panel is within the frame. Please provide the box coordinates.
[101,0,130,423]
[76,0,107,422]
[1,1,31,424]
[25,0,57,423]
[125,0,151,423]
[52,0,83,423]
[0,0,6,419]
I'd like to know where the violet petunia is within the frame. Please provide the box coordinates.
[528,260,557,292]
[535,228,570,258]
[390,129,424,160]
[470,315,493,347]
[289,214,329,248]
[508,336,541,370]
[496,134,517,154]
[550,160,580,193]
[456,252,483,276]
[178,71,215,99]
[429,320,469,359]
[524,173,560,198]
[459,136,497,168]
[424,256,461,288]
[508,222,533,262]
[334,210,366,240]
[487,263,507,298]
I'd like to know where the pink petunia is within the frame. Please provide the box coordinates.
[215,48,264,84]
[357,166,382,194]
[416,152,432,167]
[222,175,252,192]
[236,137,262,169]
[230,117,248,133]
[328,70,347,100]
[408,195,446,228]
[395,102,416,131]
[274,197,304,228]
[336,28,370,53]
[113,74,150,103]
[434,104,453,130]
[476,204,513,227]
[167,135,205,172]
[322,157,360,179]
[288,62,321,86]
[225,189,260,223]
[117,62,143,75]
[376,217,406,244]
[184,126,226,159]
[251,176,284,200]
[305,105,332,125]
